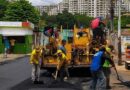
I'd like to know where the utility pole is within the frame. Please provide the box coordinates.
[118,0,122,65]
[110,0,115,32]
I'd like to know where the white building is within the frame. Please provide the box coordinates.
[36,5,58,15]
[35,0,130,17]
[68,0,78,14]
[58,0,69,13]
[60,0,130,17]
[48,7,59,15]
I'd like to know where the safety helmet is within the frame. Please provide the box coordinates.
[56,50,62,54]
[35,46,40,53]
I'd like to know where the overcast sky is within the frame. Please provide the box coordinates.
[28,0,63,6]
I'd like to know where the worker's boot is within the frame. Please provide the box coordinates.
[106,78,111,89]
[33,79,38,84]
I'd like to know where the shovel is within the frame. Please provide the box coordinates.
[114,67,120,80]
[54,70,58,80]
[114,66,130,87]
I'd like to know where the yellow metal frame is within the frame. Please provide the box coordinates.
[42,26,92,68]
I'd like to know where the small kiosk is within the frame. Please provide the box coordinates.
[0,21,34,54]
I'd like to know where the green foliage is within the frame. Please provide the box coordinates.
[41,11,48,19]
[74,14,93,28]
[41,10,94,29]
[114,18,118,30]
[46,15,57,27]
[56,10,76,29]
[107,15,130,31]
[121,15,130,27]
[0,0,8,20]
[4,0,40,24]
[38,19,46,29]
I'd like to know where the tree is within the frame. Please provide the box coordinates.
[74,14,93,28]
[4,0,40,24]
[56,10,76,29]
[121,15,130,27]
[46,15,57,27]
[0,0,9,20]
[41,10,93,29]
[111,15,130,31]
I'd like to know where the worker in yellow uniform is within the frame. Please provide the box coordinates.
[53,50,68,81]
[103,46,115,89]
[30,46,42,84]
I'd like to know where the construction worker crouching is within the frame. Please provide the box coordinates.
[53,50,69,81]
[30,46,43,84]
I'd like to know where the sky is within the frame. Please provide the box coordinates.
[28,0,63,6]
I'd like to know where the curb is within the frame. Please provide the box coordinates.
[0,55,30,65]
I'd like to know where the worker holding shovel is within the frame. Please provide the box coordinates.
[103,45,115,89]
[52,50,69,81]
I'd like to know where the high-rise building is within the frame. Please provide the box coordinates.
[58,0,69,13]
[68,0,88,15]
[36,0,130,17]
[86,0,109,17]
[36,5,58,15]
[67,0,110,17]
[48,7,59,15]
[68,0,78,14]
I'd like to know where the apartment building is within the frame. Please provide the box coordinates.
[114,0,130,16]
[48,7,59,15]
[36,0,130,17]
[68,0,78,14]
[36,5,58,15]
[58,0,69,13]
[68,0,88,15]
[86,0,109,17]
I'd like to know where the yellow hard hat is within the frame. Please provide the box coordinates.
[35,46,40,53]
[56,50,62,55]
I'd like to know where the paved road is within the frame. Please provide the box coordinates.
[0,57,32,90]
[0,57,91,90]
[0,57,130,90]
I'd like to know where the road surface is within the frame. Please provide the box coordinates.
[0,57,129,90]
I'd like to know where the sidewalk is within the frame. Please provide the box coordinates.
[110,54,130,89]
[0,54,29,64]
[114,54,130,78]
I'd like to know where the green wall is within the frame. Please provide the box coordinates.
[14,35,33,54]
[25,35,33,53]
[0,35,33,54]
[0,35,4,53]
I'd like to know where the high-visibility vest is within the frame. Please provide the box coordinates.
[30,49,41,65]
[103,47,111,67]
